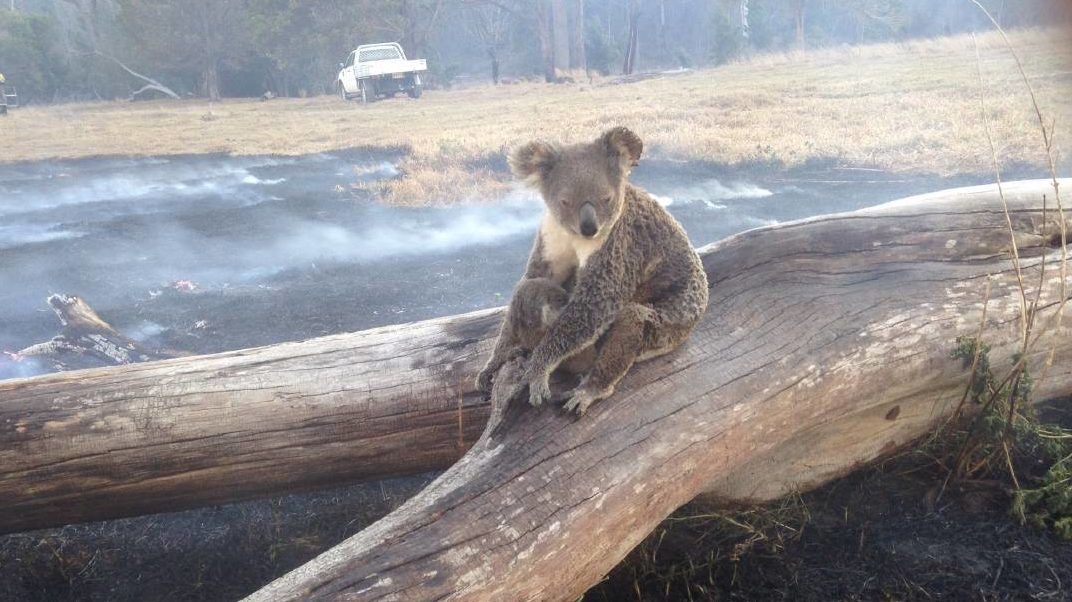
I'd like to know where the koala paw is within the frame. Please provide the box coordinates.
[528,372,552,407]
[563,386,611,416]
[505,347,529,362]
[475,367,495,395]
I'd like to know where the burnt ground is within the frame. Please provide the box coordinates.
[0,151,1068,600]
[593,402,1072,601]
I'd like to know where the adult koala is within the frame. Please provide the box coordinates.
[477,127,709,415]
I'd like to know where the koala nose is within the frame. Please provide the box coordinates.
[579,202,599,238]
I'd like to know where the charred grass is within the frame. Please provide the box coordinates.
[586,399,1072,601]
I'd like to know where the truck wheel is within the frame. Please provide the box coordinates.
[407,85,422,99]
[337,82,348,101]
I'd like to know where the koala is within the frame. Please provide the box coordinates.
[480,277,597,379]
[476,127,709,415]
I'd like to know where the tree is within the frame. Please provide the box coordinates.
[360,0,446,59]
[550,0,569,72]
[462,1,514,84]
[567,0,585,71]
[119,0,251,100]
[792,0,805,49]
[0,9,63,102]
[622,0,639,74]
[535,0,555,81]
[248,0,301,96]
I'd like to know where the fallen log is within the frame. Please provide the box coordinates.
[247,179,1072,601]
[16,294,180,372]
[0,180,1067,550]
[0,309,496,534]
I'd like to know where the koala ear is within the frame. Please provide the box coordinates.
[601,127,643,169]
[509,141,559,186]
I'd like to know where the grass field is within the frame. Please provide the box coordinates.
[4,28,1071,204]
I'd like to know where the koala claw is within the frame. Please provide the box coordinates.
[563,387,610,416]
[528,374,551,407]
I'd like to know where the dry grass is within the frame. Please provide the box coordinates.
[3,27,1070,204]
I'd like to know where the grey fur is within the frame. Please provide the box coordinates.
[476,127,709,415]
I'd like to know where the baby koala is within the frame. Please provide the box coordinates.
[476,127,709,415]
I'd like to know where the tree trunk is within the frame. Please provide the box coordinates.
[0,308,496,535]
[794,0,806,49]
[658,0,667,62]
[489,51,500,84]
[247,179,1071,600]
[203,63,221,101]
[535,0,556,82]
[550,0,570,74]
[568,0,586,72]
[622,0,640,75]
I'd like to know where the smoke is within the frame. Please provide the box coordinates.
[352,162,401,180]
[212,188,543,279]
[0,223,83,250]
[242,175,287,185]
[652,178,773,207]
[125,320,168,342]
[0,353,49,380]
[1,150,885,384]
[0,159,292,218]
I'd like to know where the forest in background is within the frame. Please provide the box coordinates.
[1,0,1071,104]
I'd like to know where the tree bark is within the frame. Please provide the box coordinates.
[0,181,1069,555]
[247,180,1071,600]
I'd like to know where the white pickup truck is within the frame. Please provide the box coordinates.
[336,43,427,103]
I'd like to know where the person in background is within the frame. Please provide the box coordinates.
[0,72,7,115]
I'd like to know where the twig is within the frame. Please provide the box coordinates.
[969,0,1069,387]
[971,32,1028,350]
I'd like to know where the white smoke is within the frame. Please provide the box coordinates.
[653,178,772,208]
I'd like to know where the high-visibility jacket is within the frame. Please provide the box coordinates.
[0,73,5,84]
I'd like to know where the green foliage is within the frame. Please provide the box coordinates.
[946,337,1071,540]
[583,21,619,76]
[0,9,64,102]
[673,46,693,70]
[423,60,459,90]
[1009,420,1072,540]
[951,335,994,404]
[708,7,745,65]
[119,0,252,99]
